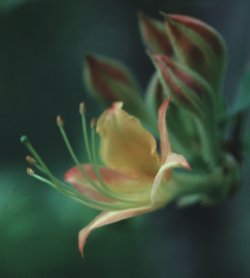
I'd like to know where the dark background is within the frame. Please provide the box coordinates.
[0,0,250,277]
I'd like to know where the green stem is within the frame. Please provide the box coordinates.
[195,115,220,169]
[171,153,240,204]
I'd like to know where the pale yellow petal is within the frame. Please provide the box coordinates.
[151,153,191,205]
[65,164,154,203]
[158,98,171,162]
[96,102,160,176]
[65,164,113,202]
[78,206,153,256]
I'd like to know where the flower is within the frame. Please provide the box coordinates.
[64,98,190,255]
[22,98,189,257]
[21,13,243,257]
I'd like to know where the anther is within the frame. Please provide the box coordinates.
[56,115,64,127]
[27,168,34,175]
[79,102,85,115]
[26,155,36,165]
[20,135,29,144]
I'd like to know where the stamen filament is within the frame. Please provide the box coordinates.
[27,168,131,211]
[21,136,53,177]
[22,103,145,211]
[57,116,81,165]
[79,109,142,204]
[56,116,117,199]
[80,102,93,162]
[89,121,142,204]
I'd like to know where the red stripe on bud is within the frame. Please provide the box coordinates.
[138,12,173,56]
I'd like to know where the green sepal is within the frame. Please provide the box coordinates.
[173,153,240,207]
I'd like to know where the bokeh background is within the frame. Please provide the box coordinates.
[1,0,250,277]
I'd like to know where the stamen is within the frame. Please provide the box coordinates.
[21,107,143,209]
[22,137,80,195]
[79,106,136,203]
[89,119,139,204]
[27,167,34,175]
[26,155,36,165]
[21,135,53,176]
[57,114,119,203]
[79,102,93,162]
[27,168,131,210]
[56,114,105,191]
[57,115,81,165]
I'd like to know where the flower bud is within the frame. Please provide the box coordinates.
[138,12,173,56]
[153,54,214,120]
[84,53,141,106]
[84,54,156,127]
[164,14,227,93]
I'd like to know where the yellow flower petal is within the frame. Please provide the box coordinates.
[151,153,191,205]
[78,206,153,256]
[65,164,114,202]
[96,102,160,176]
[158,98,171,162]
[65,164,154,203]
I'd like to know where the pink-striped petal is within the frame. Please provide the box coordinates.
[96,102,160,176]
[78,206,152,256]
[158,98,171,162]
[151,153,191,205]
[65,164,154,202]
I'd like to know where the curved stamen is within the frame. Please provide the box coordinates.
[22,136,133,210]
[80,104,145,204]
[21,103,147,210]
[26,168,131,211]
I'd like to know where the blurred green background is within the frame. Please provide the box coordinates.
[1,0,250,277]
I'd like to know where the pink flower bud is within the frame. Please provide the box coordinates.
[164,14,227,92]
[138,12,173,56]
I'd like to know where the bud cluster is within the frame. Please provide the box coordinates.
[82,12,243,205]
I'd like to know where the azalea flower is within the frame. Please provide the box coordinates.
[22,98,189,256]
[67,98,189,255]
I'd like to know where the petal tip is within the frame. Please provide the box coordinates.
[78,227,89,258]
[108,102,123,112]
